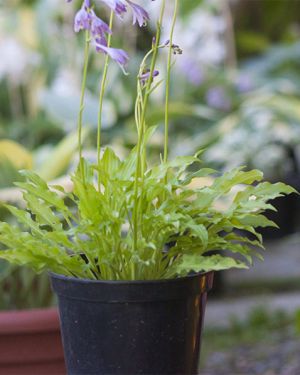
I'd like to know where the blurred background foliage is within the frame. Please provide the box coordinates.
[1,0,300,309]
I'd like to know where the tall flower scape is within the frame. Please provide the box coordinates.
[0,0,295,280]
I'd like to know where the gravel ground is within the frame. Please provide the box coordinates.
[205,292,300,328]
[200,331,300,375]
[199,236,300,375]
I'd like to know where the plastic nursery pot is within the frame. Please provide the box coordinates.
[50,272,214,375]
[0,308,65,375]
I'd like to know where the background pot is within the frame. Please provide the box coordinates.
[0,308,65,375]
[259,172,300,239]
[259,146,300,239]
[51,272,214,375]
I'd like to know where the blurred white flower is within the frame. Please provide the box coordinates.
[205,100,300,179]
[0,37,40,84]
[174,9,226,67]
[273,123,293,143]
[252,144,288,180]
[52,69,81,96]
[139,1,227,85]
[39,68,117,131]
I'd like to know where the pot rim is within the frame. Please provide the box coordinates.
[49,270,213,286]
[50,271,214,302]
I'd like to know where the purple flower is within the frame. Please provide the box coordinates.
[95,42,129,69]
[90,10,112,37]
[139,69,159,85]
[126,0,149,27]
[179,57,203,86]
[205,87,231,111]
[67,0,90,5]
[236,74,254,93]
[68,0,151,72]
[74,2,92,33]
[94,35,108,48]
[99,0,127,18]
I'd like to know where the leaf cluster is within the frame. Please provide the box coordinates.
[0,147,296,280]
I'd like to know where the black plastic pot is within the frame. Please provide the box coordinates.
[50,272,213,375]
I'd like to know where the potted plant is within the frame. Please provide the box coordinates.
[0,0,296,374]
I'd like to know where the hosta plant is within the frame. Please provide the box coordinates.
[0,0,296,281]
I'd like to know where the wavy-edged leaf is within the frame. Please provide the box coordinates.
[175,254,248,276]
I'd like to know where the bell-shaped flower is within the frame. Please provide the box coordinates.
[94,39,129,70]
[90,10,112,37]
[74,2,92,32]
[126,0,149,27]
[99,0,127,18]
[139,69,159,86]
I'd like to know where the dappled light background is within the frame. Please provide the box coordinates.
[1,0,300,373]
[2,0,300,179]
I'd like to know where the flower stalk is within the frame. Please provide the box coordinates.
[131,1,166,272]
[97,10,115,190]
[164,0,179,164]
[78,29,91,181]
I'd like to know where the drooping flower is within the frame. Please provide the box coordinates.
[74,2,92,33]
[68,0,150,28]
[95,42,129,69]
[68,0,154,71]
[99,0,127,18]
[67,0,90,5]
[94,35,108,48]
[139,69,159,86]
[90,10,112,37]
[125,0,149,27]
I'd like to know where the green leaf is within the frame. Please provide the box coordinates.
[117,147,137,180]
[175,254,248,276]
[235,214,278,228]
[213,168,264,194]
[4,206,43,235]
[236,182,298,203]
[181,168,216,186]
[16,171,74,222]
[182,222,208,248]
[100,147,121,176]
